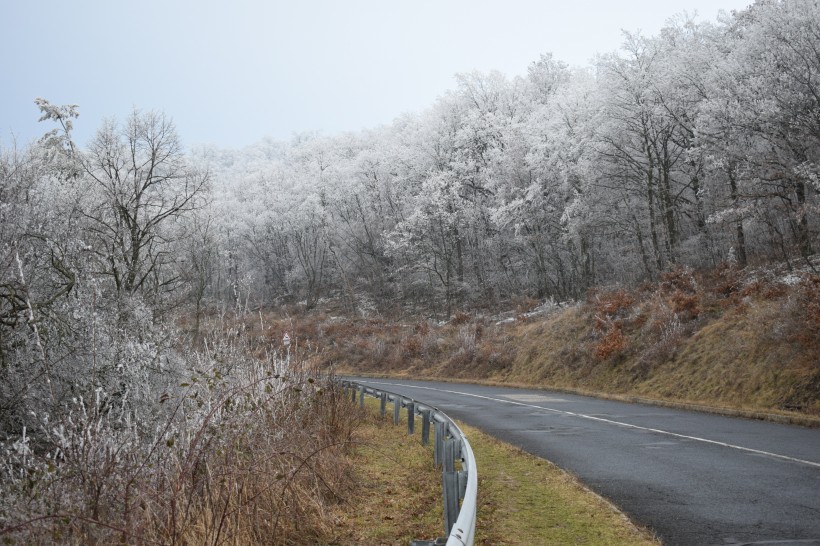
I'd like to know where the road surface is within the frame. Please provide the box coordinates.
[348,377,820,546]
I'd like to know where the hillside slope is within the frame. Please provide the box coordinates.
[251,265,819,418]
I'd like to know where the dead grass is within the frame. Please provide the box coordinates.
[228,267,818,417]
[329,398,442,544]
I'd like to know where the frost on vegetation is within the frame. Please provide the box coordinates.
[781,273,803,286]
[0,105,353,544]
[0,316,348,544]
[3,0,820,538]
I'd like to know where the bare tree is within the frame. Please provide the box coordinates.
[82,110,209,301]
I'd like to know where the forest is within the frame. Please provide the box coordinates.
[0,0,817,542]
[189,0,818,317]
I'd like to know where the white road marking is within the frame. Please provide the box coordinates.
[366,380,820,469]
[501,394,567,403]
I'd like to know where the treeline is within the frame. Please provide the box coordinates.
[2,0,818,426]
[191,0,818,317]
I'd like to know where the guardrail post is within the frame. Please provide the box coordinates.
[434,421,446,468]
[407,402,415,434]
[359,385,366,408]
[421,410,431,445]
[442,470,459,536]
[457,470,468,500]
[351,385,356,403]
[442,438,459,535]
[393,396,401,425]
[443,438,456,472]
[380,391,387,417]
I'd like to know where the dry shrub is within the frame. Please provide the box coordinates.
[370,338,388,362]
[444,347,475,373]
[420,331,440,360]
[659,266,697,294]
[707,263,744,302]
[450,311,471,325]
[740,279,788,300]
[414,321,430,337]
[589,288,635,318]
[514,296,540,314]
[401,335,423,357]
[594,325,627,361]
[784,274,820,352]
[670,290,700,319]
[458,325,478,356]
[476,341,513,373]
[0,326,359,546]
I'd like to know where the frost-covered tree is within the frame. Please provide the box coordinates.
[82,109,209,303]
[700,0,819,266]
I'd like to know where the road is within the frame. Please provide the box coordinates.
[348,377,820,546]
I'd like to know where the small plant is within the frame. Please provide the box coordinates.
[450,311,471,325]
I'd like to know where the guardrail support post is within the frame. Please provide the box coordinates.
[407,402,415,434]
[442,438,459,535]
[359,385,366,408]
[393,396,401,425]
[443,438,455,472]
[457,470,468,500]
[421,410,431,445]
[442,470,459,536]
[434,421,446,467]
[380,391,387,417]
[351,386,356,403]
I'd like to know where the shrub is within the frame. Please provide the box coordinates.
[594,325,627,361]
[0,321,359,545]
[589,289,635,318]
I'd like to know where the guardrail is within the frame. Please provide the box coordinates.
[341,380,478,546]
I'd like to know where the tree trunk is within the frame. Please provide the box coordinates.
[728,165,747,268]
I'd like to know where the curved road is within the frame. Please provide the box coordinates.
[349,378,820,546]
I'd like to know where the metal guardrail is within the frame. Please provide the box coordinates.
[342,380,478,546]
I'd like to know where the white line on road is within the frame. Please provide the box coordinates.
[366,380,820,469]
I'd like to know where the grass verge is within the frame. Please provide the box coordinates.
[336,398,659,545]
[328,398,442,544]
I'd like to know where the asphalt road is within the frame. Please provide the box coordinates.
[348,377,820,546]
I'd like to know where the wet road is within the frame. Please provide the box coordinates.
[349,378,820,546]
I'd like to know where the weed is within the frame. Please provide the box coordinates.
[0,316,361,545]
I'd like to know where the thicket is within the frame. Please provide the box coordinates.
[0,322,357,544]
[0,107,358,544]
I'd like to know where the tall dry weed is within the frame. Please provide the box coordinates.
[0,315,360,545]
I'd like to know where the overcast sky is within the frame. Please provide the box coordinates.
[2,0,752,150]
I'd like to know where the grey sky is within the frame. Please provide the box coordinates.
[2,0,751,150]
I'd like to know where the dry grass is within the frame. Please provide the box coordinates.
[315,268,819,417]
[329,398,442,544]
